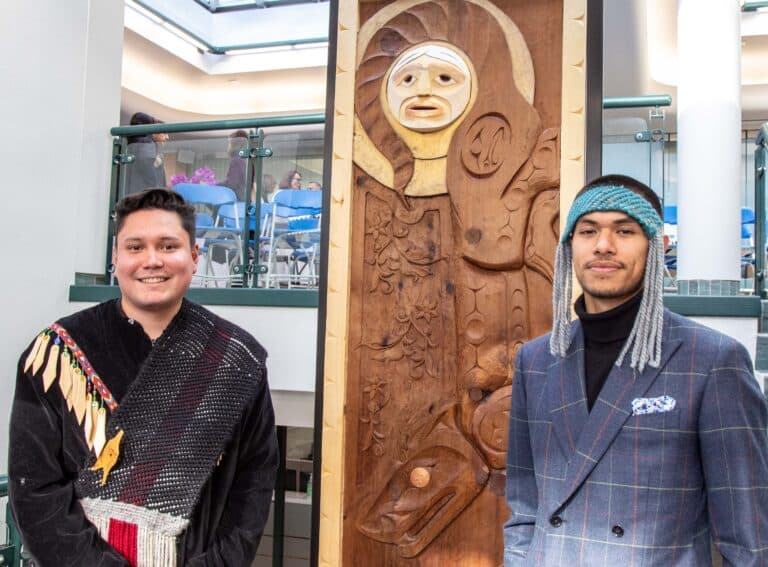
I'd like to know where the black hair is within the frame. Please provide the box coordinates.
[578,174,663,216]
[114,188,196,246]
[129,112,158,126]
[279,169,301,189]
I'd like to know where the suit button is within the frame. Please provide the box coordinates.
[549,515,563,528]
[612,525,624,537]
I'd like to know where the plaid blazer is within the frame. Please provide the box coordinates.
[504,309,768,566]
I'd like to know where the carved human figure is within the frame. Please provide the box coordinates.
[348,0,560,560]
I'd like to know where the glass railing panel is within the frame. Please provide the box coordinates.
[602,102,763,296]
[254,124,325,290]
[118,131,250,288]
[109,115,326,293]
[602,105,673,289]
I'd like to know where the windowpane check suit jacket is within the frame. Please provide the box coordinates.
[504,309,768,566]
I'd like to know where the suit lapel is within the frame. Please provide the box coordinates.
[555,311,683,510]
[546,323,589,458]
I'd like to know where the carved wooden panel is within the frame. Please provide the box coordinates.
[344,1,563,564]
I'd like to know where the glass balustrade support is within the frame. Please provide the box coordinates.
[105,138,123,282]
[250,130,266,288]
[756,124,768,297]
[603,95,672,109]
[110,114,325,137]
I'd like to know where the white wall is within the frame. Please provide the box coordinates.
[0,1,124,473]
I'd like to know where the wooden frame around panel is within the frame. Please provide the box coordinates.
[317,1,588,565]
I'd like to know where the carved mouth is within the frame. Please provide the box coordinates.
[403,97,446,119]
[355,405,490,558]
[405,104,443,117]
[405,490,455,539]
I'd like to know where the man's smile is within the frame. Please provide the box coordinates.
[138,276,170,283]
[585,260,624,273]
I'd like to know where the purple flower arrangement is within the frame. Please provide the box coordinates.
[170,166,218,186]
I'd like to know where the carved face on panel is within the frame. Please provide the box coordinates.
[355,0,541,199]
[385,44,473,133]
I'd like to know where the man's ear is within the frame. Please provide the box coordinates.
[192,243,200,273]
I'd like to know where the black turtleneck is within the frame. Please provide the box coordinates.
[574,292,642,411]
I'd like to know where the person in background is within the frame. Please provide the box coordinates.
[124,112,167,195]
[221,129,250,201]
[9,189,278,566]
[256,173,278,203]
[307,181,322,191]
[278,169,302,190]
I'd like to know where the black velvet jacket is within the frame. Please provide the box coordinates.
[8,300,278,566]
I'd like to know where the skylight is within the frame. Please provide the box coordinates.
[194,0,327,12]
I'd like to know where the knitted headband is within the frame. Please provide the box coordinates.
[561,185,662,242]
[550,184,665,372]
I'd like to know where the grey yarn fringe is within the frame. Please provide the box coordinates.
[549,241,573,359]
[549,231,665,372]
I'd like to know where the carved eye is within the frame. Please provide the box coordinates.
[436,73,455,86]
[401,74,415,86]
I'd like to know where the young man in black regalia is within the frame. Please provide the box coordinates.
[9,188,278,566]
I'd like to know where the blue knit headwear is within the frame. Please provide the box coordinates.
[550,184,665,372]
[561,185,662,243]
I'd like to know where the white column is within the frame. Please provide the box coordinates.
[676,0,742,291]
[0,1,123,473]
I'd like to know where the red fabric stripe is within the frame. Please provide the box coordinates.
[108,518,138,566]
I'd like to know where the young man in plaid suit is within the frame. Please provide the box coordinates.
[504,175,768,566]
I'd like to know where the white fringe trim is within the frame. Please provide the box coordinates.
[80,498,190,567]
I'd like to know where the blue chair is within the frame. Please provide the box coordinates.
[264,190,322,288]
[663,205,677,225]
[173,184,242,286]
[195,212,214,234]
[741,208,757,281]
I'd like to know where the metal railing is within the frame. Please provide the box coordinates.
[602,95,672,109]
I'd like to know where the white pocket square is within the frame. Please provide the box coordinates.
[631,395,676,416]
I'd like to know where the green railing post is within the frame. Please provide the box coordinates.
[250,130,267,288]
[755,124,768,298]
[1,473,21,567]
[105,137,123,282]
